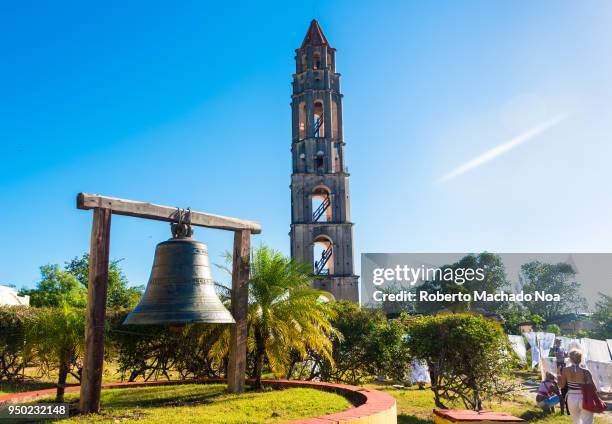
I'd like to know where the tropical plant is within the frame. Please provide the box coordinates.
[25,305,85,402]
[210,244,337,388]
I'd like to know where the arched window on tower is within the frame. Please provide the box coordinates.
[314,101,324,138]
[298,102,306,140]
[312,186,331,222]
[313,236,333,275]
[313,52,321,70]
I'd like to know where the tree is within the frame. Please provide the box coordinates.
[21,265,86,308]
[520,261,587,321]
[417,253,509,314]
[25,305,85,402]
[378,283,417,316]
[499,302,530,334]
[589,293,612,339]
[64,254,142,309]
[545,323,561,335]
[210,245,337,388]
[528,313,546,331]
[406,314,515,411]
[21,254,142,309]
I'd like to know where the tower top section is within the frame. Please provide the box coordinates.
[300,19,331,49]
[294,20,337,74]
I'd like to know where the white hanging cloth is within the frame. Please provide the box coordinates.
[586,360,612,393]
[537,332,558,379]
[524,332,556,369]
[580,338,611,362]
[540,357,557,381]
[538,332,556,356]
[607,340,612,359]
[410,359,430,384]
[524,332,539,368]
[508,335,527,364]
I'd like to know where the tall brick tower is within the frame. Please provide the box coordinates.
[289,20,358,302]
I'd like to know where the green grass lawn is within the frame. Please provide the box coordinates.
[370,384,610,424]
[28,383,351,424]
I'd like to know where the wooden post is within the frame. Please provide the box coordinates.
[79,208,112,413]
[227,230,251,393]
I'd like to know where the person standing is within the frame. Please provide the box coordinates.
[559,350,595,424]
[552,339,568,414]
[552,339,568,372]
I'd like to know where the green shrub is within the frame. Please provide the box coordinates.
[406,313,515,411]
[311,301,410,384]
[0,306,36,380]
[106,311,225,381]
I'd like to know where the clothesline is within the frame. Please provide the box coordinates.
[511,334,612,366]
[508,333,612,393]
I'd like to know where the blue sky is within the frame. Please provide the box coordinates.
[2,1,612,290]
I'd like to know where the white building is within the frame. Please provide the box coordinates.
[0,285,30,306]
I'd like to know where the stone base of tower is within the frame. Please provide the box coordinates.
[313,275,359,303]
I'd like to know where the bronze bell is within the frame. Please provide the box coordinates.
[123,216,235,325]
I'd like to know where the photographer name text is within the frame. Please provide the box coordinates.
[373,290,561,303]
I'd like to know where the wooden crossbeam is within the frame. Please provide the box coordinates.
[77,193,261,234]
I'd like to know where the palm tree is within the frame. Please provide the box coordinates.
[211,244,337,388]
[26,304,85,402]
